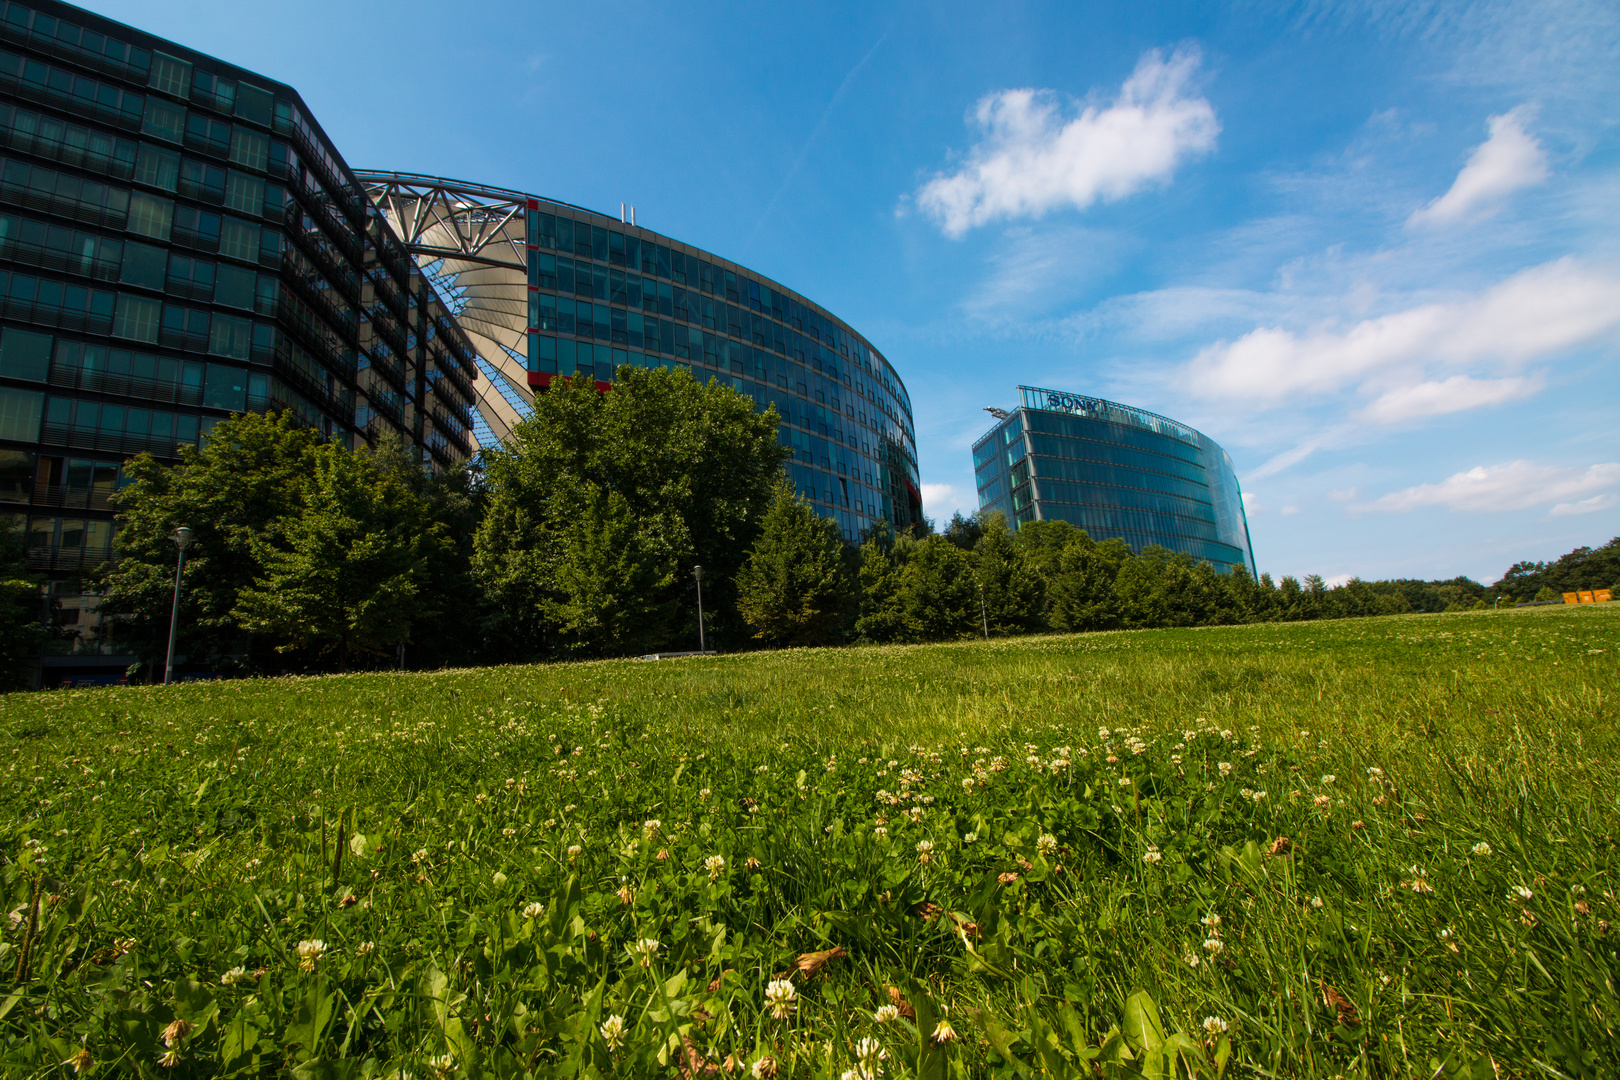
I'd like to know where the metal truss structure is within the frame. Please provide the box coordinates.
[353,172,543,444]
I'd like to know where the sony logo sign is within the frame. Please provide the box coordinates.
[1045,392,1097,413]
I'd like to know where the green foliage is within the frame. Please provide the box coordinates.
[971,514,1044,635]
[96,411,320,666]
[539,486,682,658]
[1496,536,1620,600]
[474,368,790,658]
[737,481,853,647]
[0,607,1615,1075]
[901,535,978,642]
[233,442,448,667]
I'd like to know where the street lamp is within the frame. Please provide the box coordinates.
[978,581,989,640]
[692,565,706,653]
[163,526,192,685]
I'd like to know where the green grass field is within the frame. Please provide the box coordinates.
[1,605,1616,1078]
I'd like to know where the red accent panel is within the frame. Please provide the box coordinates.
[525,371,611,395]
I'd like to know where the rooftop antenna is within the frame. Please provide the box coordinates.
[631,206,637,227]
[620,202,626,223]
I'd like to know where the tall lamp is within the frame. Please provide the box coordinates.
[163,526,192,685]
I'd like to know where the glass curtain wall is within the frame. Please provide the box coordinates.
[974,386,1256,575]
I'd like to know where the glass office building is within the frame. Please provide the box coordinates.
[357,176,922,542]
[0,0,481,681]
[974,386,1255,575]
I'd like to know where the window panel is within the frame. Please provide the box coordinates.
[112,293,159,342]
[119,240,166,290]
[132,143,179,190]
[141,97,185,143]
[126,191,173,240]
[218,216,258,262]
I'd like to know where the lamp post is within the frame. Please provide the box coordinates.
[979,581,989,640]
[163,526,192,685]
[693,565,706,653]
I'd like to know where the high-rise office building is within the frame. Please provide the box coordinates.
[0,2,919,684]
[359,175,921,543]
[0,0,480,681]
[974,386,1255,575]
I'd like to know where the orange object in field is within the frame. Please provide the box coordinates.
[1565,592,1580,604]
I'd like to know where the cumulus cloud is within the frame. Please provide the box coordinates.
[1185,258,1620,406]
[921,483,968,520]
[1358,460,1620,513]
[916,48,1218,237]
[1356,374,1543,424]
[1408,106,1549,228]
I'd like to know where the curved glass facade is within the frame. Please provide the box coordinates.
[974,386,1256,575]
[521,201,920,538]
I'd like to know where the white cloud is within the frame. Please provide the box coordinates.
[916,48,1218,237]
[1323,573,1354,588]
[1356,374,1543,424]
[1186,258,1620,406]
[1358,460,1620,513]
[1549,493,1618,516]
[1408,106,1549,228]
[921,483,970,520]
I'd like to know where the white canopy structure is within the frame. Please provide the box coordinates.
[353,172,544,447]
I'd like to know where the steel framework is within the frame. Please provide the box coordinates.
[353,172,553,443]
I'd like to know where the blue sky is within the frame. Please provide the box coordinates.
[89,0,1620,584]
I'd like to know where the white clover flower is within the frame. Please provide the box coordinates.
[872,827,888,841]
[1202,938,1224,955]
[633,938,660,965]
[873,1005,899,1023]
[521,901,544,920]
[295,939,325,972]
[643,819,662,837]
[704,854,727,880]
[1368,767,1384,779]
[1142,846,1162,865]
[567,844,583,858]
[765,978,797,1019]
[1438,928,1453,940]
[1513,885,1533,900]
[961,777,975,790]
[963,832,977,844]
[1036,834,1058,857]
[1218,762,1232,777]
[1202,1016,1228,1035]
[220,965,247,986]
[931,1018,957,1044]
[1321,774,1336,785]
[854,1037,886,1066]
[1184,953,1201,968]
[750,1057,777,1079]
[1311,896,1324,909]
[356,941,375,956]
[1253,791,1267,802]
[1201,913,1221,929]
[1471,842,1492,856]
[600,1013,626,1050]
[1314,795,1332,809]
[1118,777,1133,788]
[699,788,711,799]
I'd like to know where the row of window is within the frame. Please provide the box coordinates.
[1,155,277,262]
[1023,409,1205,467]
[1020,453,1214,506]
[1023,432,1208,487]
[1027,478,1219,529]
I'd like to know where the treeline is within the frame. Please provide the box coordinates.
[1494,537,1620,601]
[73,370,1617,678]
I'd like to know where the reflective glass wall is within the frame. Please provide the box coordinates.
[0,0,480,678]
[974,386,1256,575]
[523,202,921,539]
